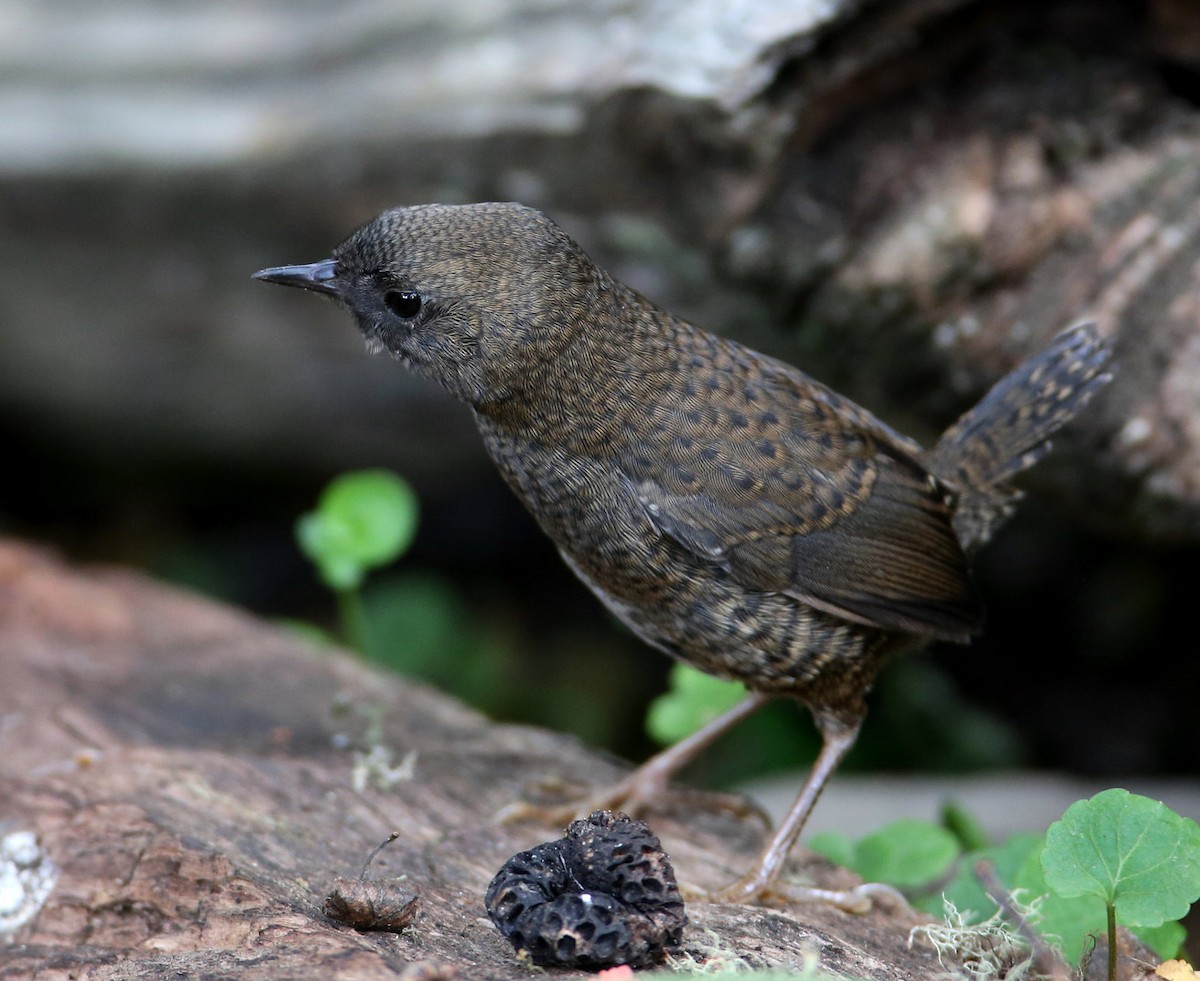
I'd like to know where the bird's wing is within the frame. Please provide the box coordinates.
[620,357,983,642]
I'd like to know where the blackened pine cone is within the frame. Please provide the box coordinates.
[485,811,687,969]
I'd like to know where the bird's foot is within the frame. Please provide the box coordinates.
[689,875,909,912]
[498,694,776,828]
[496,769,769,830]
[494,774,645,828]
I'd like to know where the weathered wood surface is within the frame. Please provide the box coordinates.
[0,539,955,979]
[2,0,1198,536]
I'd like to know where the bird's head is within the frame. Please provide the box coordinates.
[254,202,600,406]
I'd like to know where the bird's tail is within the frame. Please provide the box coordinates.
[927,322,1113,552]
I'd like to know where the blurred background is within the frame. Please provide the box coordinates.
[3,0,1199,813]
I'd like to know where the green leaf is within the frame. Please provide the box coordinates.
[927,832,1044,921]
[297,470,419,591]
[361,571,507,706]
[941,800,990,853]
[1015,839,1107,964]
[820,819,958,889]
[809,832,856,869]
[645,663,745,746]
[1131,920,1186,961]
[852,819,959,888]
[1041,789,1200,928]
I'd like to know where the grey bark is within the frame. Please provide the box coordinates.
[2,538,960,979]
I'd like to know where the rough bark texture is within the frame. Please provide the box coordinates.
[3,0,1199,538]
[1,539,959,979]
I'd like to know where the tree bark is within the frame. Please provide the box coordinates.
[1,539,957,979]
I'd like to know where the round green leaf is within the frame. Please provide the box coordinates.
[319,469,419,565]
[295,511,360,590]
[645,663,745,746]
[296,470,419,590]
[1041,789,1200,928]
[852,819,958,888]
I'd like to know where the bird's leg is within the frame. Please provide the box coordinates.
[702,707,900,910]
[498,692,774,826]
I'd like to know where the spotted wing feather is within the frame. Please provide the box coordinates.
[622,342,982,642]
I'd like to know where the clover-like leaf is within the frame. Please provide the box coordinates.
[297,470,419,591]
[1041,789,1200,928]
[645,663,745,746]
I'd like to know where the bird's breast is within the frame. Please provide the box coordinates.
[473,412,683,596]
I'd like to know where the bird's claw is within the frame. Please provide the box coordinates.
[495,773,769,831]
[688,876,910,913]
[494,774,654,828]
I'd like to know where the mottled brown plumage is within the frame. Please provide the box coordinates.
[255,202,1112,905]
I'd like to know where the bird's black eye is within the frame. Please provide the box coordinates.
[384,290,422,319]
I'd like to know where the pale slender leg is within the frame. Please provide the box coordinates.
[499,692,774,825]
[605,692,773,807]
[706,709,903,910]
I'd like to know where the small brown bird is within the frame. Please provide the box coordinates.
[255,202,1112,905]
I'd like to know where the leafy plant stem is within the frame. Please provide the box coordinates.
[1106,902,1116,981]
[337,585,372,657]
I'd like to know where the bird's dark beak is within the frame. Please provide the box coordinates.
[253,259,341,296]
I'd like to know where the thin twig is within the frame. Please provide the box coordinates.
[973,858,1072,981]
